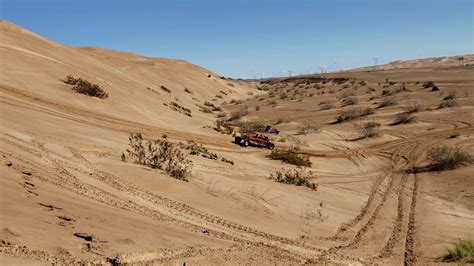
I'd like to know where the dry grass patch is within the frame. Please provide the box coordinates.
[336,106,374,123]
[427,146,472,170]
[358,121,381,138]
[123,133,192,181]
[393,112,415,125]
[269,147,312,167]
[269,168,317,191]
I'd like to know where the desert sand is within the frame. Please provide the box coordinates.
[1,20,473,265]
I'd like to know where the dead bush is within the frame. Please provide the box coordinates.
[341,96,358,106]
[358,121,381,138]
[297,122,321,135]
[160,85,171,93]
[337,90,356,100]
[403,102,421,113]
[427,145,472,170]
[62,75,108,99]
[184,88,193,94]
[124,133,192,180]
[423,81,435,88]
[180,140,218,160]
[269,168,317,191]
[214,119,234,134]
[269,147,312,167]
[320,102,333,110]
[378,97,397,108]
[227,110,248,121]
[336,107,374,123]
[393,112,415,125]
[438,99,457,109]
[232,121,266,132]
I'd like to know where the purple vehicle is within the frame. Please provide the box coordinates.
[264,125,280,135]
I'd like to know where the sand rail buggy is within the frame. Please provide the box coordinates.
[234,132,275,150]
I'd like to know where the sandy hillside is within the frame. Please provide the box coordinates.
[1,20,473,265]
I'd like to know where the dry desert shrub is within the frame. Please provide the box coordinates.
[393,112,415,125]
[378,97,397,108]
[403,102,421,113]
[320,102,334,110]
[227,110,248,121]
[358,121,381,138]
[438,99,457,108]
[160,85,171,93]
[341,96,358,106]
[269,147,312,167]
[337,90,356,100]
[427,146,472,171]
[184,88,193,93]
[124,133,192,180]
[62,75,108,99]
[297,122,321,135]
[180,140,218,160]
[336,106,374,123]
[269,168,317,191]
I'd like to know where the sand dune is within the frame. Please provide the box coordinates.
[1,20,473,265]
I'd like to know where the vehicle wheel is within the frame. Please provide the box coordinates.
[243,140,249,147]
[268,143,275,150]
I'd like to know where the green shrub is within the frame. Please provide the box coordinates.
[124,133,192,180]
[427,146,472,170]
[336,107,374,123]
[269,147,312,167]
[269,168,317,191]
[438,240,474,263]
[62,75,108,98]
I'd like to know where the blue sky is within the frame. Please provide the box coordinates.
[1,0,473,78]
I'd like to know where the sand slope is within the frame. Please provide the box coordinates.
[1,20,473,265]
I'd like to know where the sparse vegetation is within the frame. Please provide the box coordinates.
[214,119,234,134]
[160,85,171,93]
[403,102,421,113]
[336,106,374,123]
[427,146,472,170]
[341,96,358,106]
[378,97,397,108]
[232,121,266,132]
[358,121,381,138]
[423,81,435,88]
[221,157,235,165]
[124,133,192,180]
[169,101,192,117]
[297,122,320,135]
[269,168,317,191]
[184,88,193,94]
[227,110,248,121]
[62,75,108,99]
[438,240,474,263]
[438,99,457,109]
[393,112,415,125]
[320,102,333,110]
[269,147,312,167]
[180,140,218,160]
